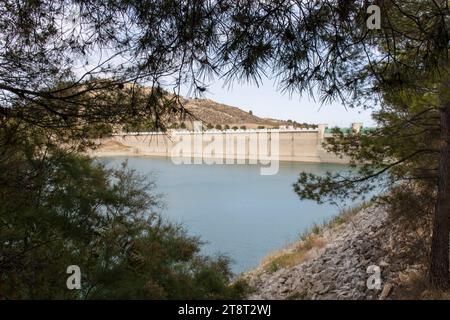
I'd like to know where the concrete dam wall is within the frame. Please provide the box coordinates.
[92,124,359,164]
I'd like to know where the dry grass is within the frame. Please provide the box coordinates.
[261,234,326,272]
[260,202,369,273]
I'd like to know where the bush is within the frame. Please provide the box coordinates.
[0,128,248,299]
[84,123,113,138]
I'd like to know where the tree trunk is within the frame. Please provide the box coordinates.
[428,78,450,290]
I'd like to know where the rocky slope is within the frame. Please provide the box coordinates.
[184,98,284,128]
[245,205,430,300]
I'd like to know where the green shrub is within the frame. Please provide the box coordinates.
[0,128,248,299]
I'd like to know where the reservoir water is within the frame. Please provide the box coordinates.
[101,156,352,274]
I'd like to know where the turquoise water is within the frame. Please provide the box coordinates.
[101,156,351,274]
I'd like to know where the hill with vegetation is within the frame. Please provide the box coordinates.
[182,98,285,129]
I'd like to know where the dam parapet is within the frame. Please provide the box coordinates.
[93,123,365,164]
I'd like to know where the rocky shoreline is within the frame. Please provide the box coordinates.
[245,205,430,300]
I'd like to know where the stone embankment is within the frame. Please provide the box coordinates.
[246,205,429,300]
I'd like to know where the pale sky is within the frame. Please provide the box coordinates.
[78,52,376,128]
[201,78,376,128]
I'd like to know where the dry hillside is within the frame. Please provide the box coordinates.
[181,98,287,129]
